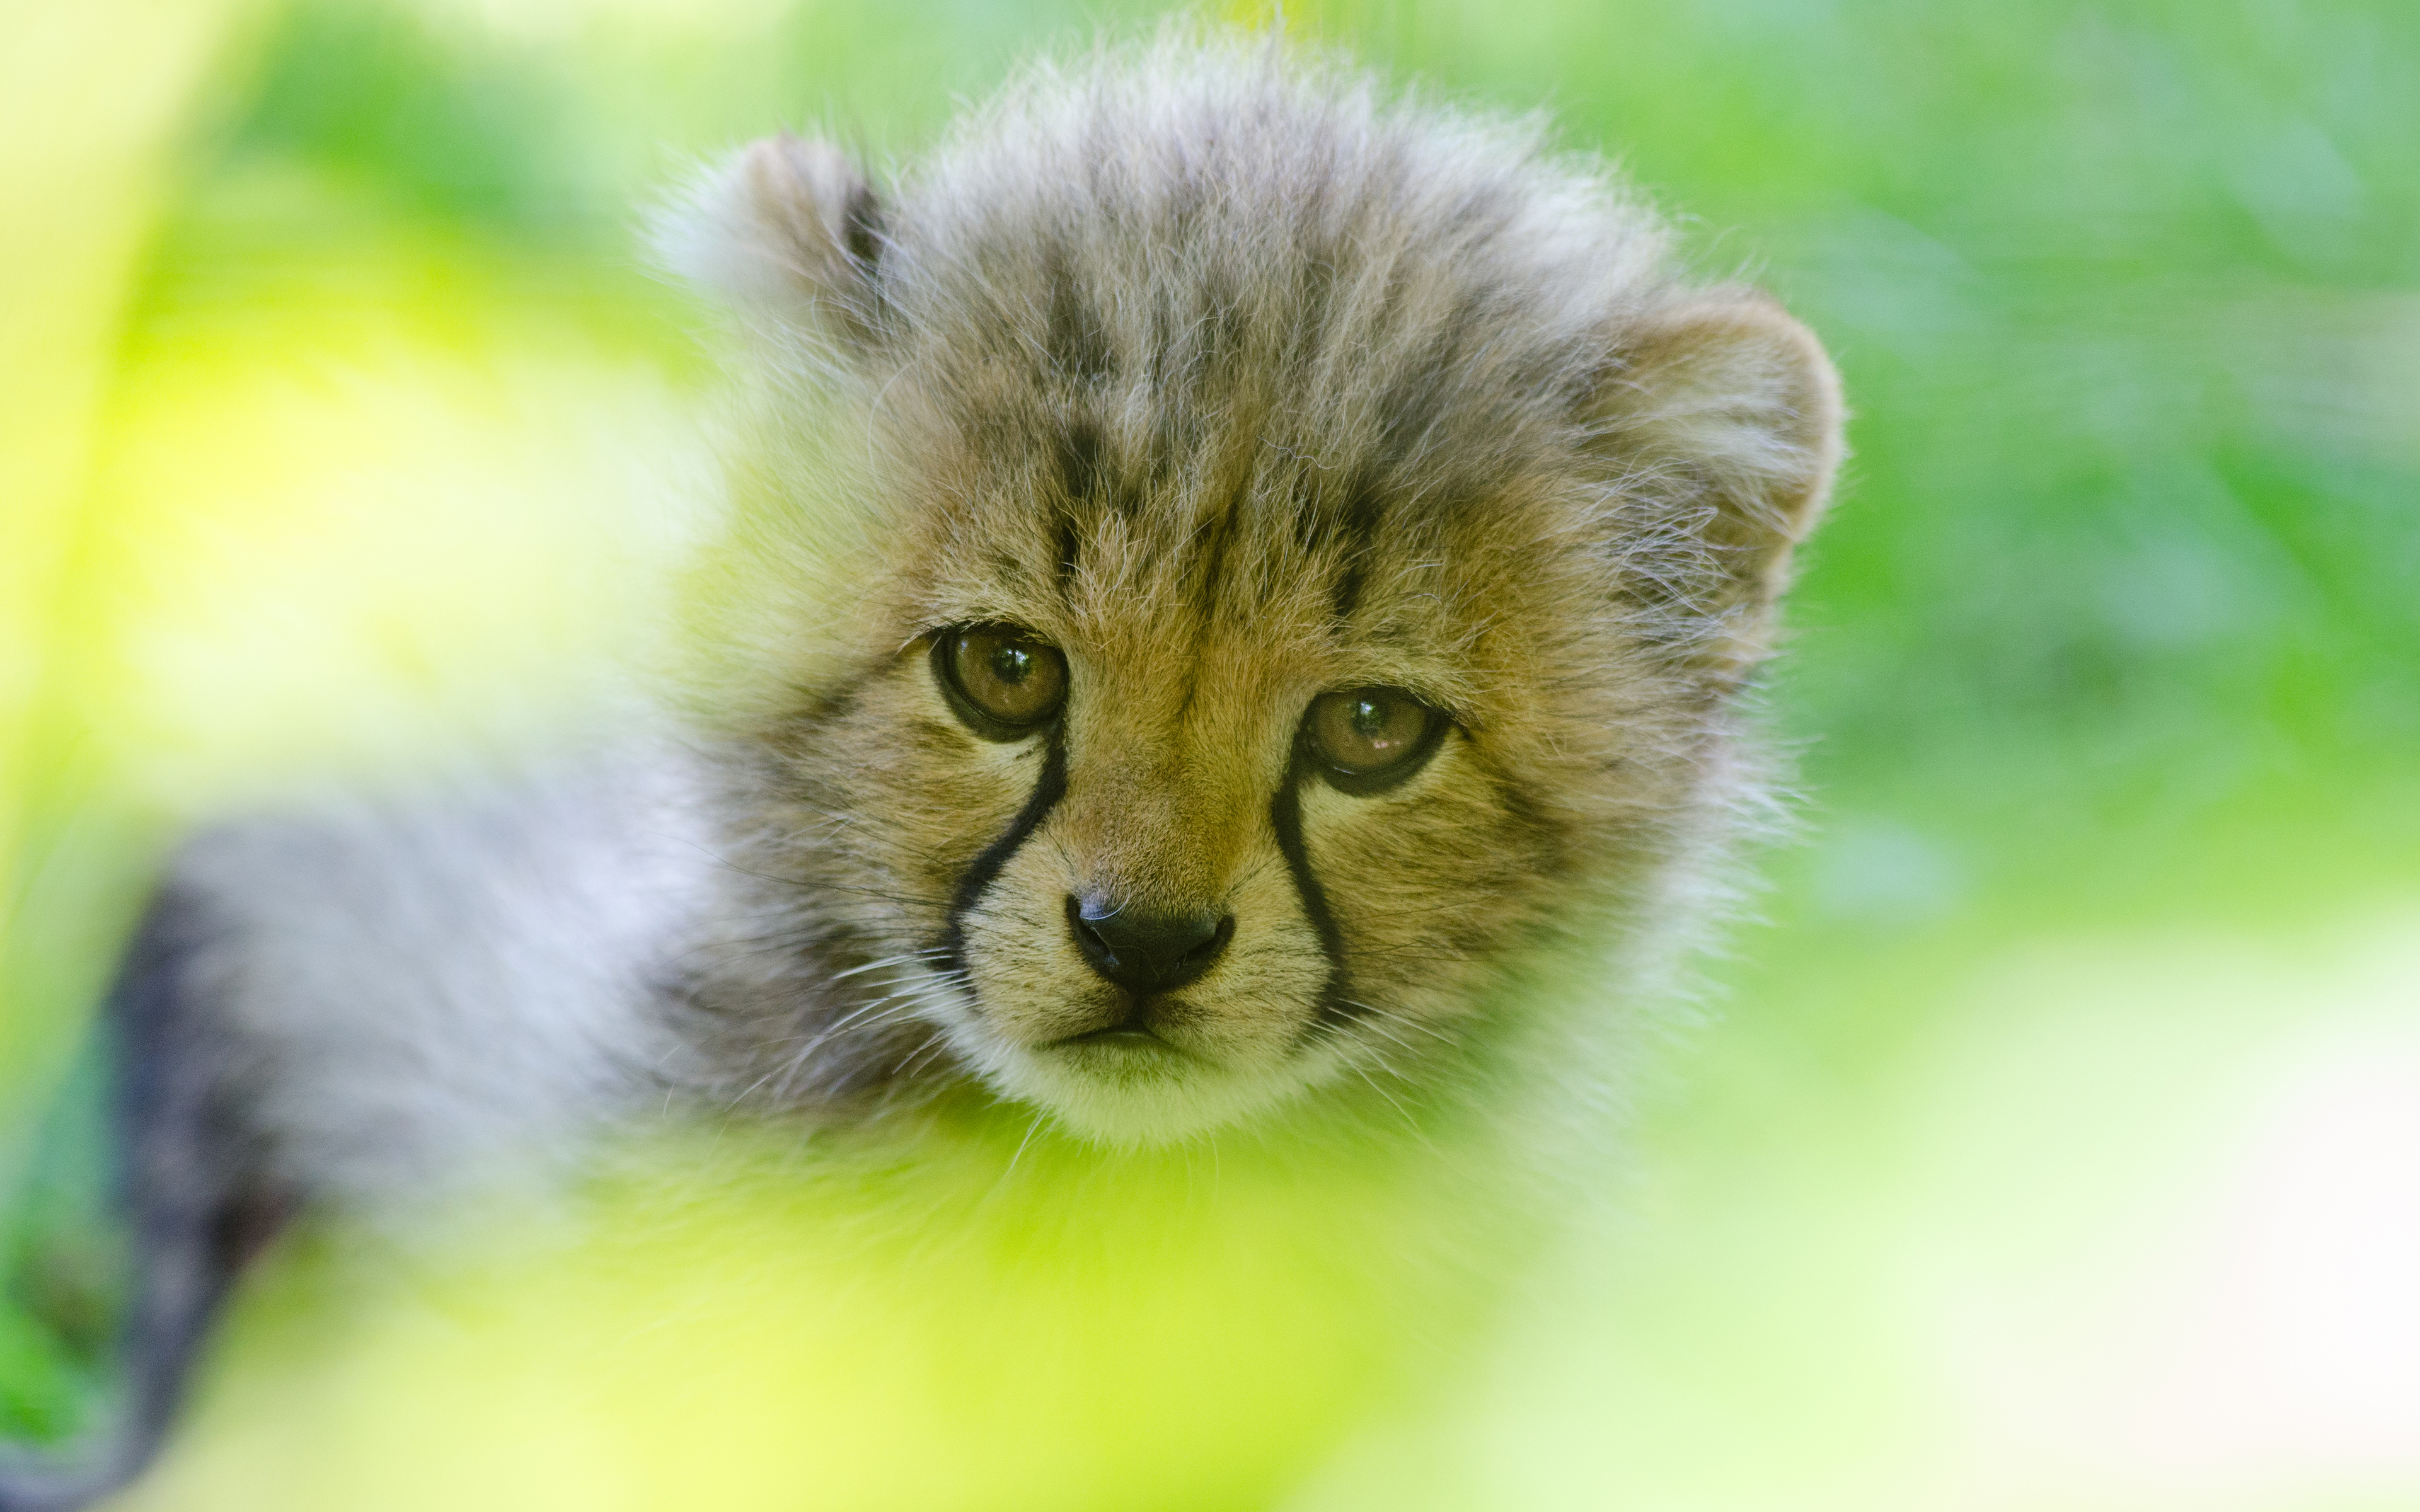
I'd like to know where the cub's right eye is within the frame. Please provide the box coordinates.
[931,624,1068,740]
[1303,687,1446,794]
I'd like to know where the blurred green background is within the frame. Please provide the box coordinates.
[3,1,2415,1506]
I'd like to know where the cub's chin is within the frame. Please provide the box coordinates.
[950,1020,1323,1146]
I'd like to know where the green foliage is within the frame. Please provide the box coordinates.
[3,0,2412,1493]
[0,1043,122,1446]
[234,4,577,224]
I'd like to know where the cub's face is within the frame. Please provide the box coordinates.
[746,396,1731,1143]
[681,112,1840,1143]
[807,483,1630,1141]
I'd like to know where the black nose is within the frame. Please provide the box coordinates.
[1066,894,1233,997]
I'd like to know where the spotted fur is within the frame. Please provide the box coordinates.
[664,33,1843,1143]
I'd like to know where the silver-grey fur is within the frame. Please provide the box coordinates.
[163,749,710,1214]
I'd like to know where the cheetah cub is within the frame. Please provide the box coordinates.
[3,33,1840,1510]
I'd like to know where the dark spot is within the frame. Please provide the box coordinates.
[1057,418,1104,501]
[906,717,973,758]
[1044,249,1115,383]
[207,1187,292,1277]
[1339,467,1386,554]
[1296,465,1385,585]
[1059,416,1146,520]
[839,181,884,271]
[1054,508,1083,599]
[1192,498,1236,619]
[1440,182,1519,247]
[1374,356,1455,471]
[1189,444,1260,616]
[1330,561,1365,622]
[799,684,858,727]
[783,667,870,734]
[1494,779,1575,876]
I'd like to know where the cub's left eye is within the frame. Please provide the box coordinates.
[933,624,1068,738]
[1303,687,1446,793]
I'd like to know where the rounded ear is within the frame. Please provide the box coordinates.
[1593,291,1845,672]
[653,133,886,348]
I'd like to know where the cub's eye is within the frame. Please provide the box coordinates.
[933,624,1068,738]
[1303,687,1445,793]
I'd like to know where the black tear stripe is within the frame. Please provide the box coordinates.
[940,733,1069,992]
[1269,764,1357,1033]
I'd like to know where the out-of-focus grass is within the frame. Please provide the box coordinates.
[3,0,2414,1505]
[108,1100,1500,1512]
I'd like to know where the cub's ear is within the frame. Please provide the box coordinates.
[1594,291,1845,674]
[653,133,885,348]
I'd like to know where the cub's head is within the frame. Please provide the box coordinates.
[665,42,1841,1143]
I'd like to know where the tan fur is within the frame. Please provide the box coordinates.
[657,32,1844,1144]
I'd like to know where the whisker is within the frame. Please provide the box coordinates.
[1351,1016,1419,1056]
[1340,1000,1457,1046]
[1002,1110,1047,1181]
[781,994,924,1052]
[1349,1064,1418,1131]
[826,949,954,983]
